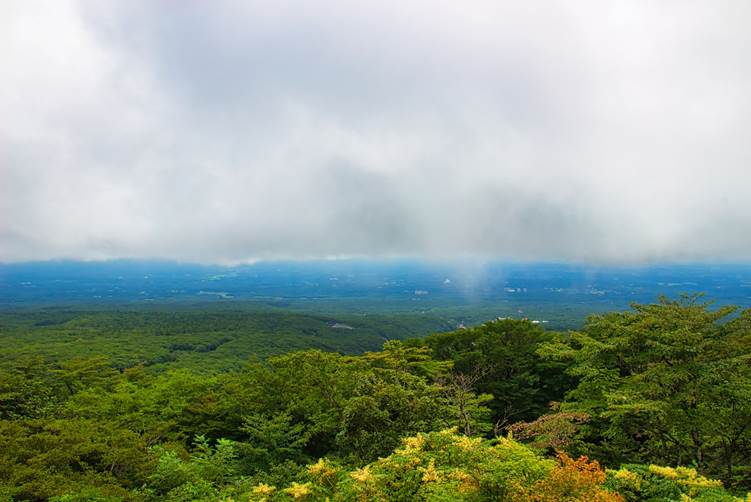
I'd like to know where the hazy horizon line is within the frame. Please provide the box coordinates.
[3,256,751,269]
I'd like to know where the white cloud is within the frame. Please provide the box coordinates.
[1,0,750,263]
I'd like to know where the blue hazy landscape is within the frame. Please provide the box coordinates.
[3,260,750,319]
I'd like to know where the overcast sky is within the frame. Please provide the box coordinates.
[2,0,750,264]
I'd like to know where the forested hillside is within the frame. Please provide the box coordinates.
[0,308,459,372]
[1,295,750,500]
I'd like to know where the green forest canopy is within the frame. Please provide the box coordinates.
[1,295,750,500]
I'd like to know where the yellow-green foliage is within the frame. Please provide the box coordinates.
[610,468,642,490]
[245,429,622,501]
[648,465,723,490]
[606,464,746,502]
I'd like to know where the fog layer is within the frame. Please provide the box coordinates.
[2,1,750,263]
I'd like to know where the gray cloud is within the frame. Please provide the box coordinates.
[2,0,751,264]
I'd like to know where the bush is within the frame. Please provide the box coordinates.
[244,429,623,501]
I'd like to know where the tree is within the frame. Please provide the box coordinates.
[540,295,751,487]
[414,319,574,431]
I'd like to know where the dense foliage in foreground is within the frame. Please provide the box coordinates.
[1,295,749,500]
